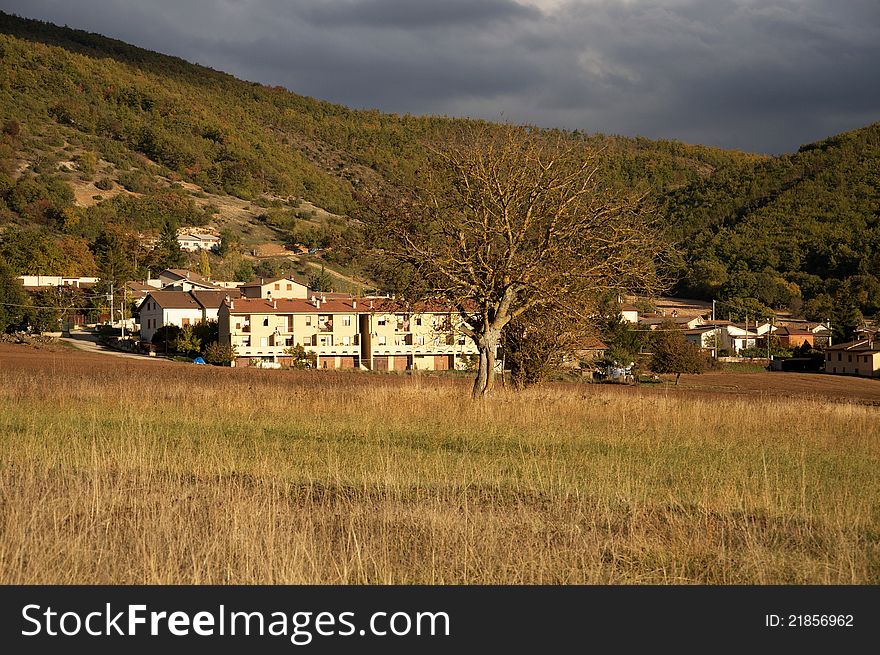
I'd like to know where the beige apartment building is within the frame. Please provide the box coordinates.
[219,296,361,368]
[358,300,478,371]
[218,296,479,370]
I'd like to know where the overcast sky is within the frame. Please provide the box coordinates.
[4,0,879,153]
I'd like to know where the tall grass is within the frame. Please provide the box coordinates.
[0,354,878,583]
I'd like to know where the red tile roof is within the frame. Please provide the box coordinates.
[225,296,461,315]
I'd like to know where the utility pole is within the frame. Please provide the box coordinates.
[712,299,715,322]
[109,282,114,329]
[121,284,126,340]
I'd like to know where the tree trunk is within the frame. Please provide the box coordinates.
[472,328,501,399]
[675,372,681,385]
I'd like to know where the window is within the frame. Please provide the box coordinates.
[417,335,425,345]
[378,318,386,326]
[274,283,280,290]
[322,360,328,369]
[286,284,292,291]
[182,318,190,327]
[838,353,842,361]
[306,316,312,326]
[378,336,386,346]
[343,316,351,327]
[415,317,422,326]
[236,322,241,330]
[263,318,269,327]
[848,355,852,363]
[342,336,350,346]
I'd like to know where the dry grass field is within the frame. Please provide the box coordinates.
[0,344,878,584]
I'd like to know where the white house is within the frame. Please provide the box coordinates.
[157,269,219,292]
[177,232,220,252]
[137,290,234,342]
[620,304,639,324]
[18,275,99,290]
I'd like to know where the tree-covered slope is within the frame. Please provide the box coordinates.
[667,122,880,334]
[0,11,758,208]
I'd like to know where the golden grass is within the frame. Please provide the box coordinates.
[0,351,878,584]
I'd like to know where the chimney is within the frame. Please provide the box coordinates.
[185,272,190,279]
[369,300,374,310]
[321,294,326,303]
[315,299,321,309]
[352,300,357,309]
[273,299,277,309]
[230,299,235,310]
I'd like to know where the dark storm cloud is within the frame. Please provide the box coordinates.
[292,0,540,29]
[2,0,878,153]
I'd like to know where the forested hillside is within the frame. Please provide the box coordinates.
[0,12,758,282]
[667,122,880,334]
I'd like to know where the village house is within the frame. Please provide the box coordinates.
[157,269,220,292]
[684,325,723,354]
[682,320,775,354]
[619,304,639,324]
[774,325,815,349]
[239,277,309,300]
[638,315,705,330]
[125,281,158,303]
[138,289,235,342]
[177,232,221,252]
[824,340,880,377]
[17,275,99,290]
[719,322,773,352]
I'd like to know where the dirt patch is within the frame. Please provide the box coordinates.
[661,371,880,405]
[3,344,878,405]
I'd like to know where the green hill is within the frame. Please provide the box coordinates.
[0,11,759,285]
[667,122,880,336]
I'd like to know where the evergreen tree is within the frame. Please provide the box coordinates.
[155,221,185,270]
[307,265,333,292]
[0,257,27,332]
[198,249,211,279]
[93,227,135,288]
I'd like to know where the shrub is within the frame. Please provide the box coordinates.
[283,344,316,369]
[94,178,114,191]
[204,342,236,366]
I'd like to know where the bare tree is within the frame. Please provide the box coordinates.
[365,125,669,398]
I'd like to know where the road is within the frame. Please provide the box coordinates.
[60,330,166,361]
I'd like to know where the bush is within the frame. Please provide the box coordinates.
[204,342,236,365]
[94,178,114,191]
[117,170,156,193]
[283,344,316,369]
[75,152,97,179]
